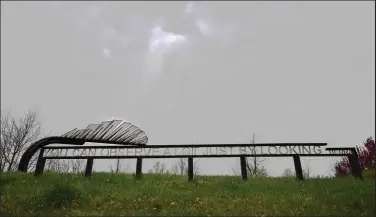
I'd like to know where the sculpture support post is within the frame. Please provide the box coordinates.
[85,158,94,177]
[240,156,247,181]
[349,150,363,180]
[293,155,304,180]
[136,157,143,179]
[34,149,46,176]
[188,157,194,181]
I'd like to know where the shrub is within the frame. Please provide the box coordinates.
[334,137,375,177]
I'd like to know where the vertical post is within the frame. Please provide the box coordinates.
[188,157,194,182]
[34,149,46,176]
[348,149,363,180]
[136,157,143,179]
[85,158,94,177]
[240,156,248,181]
[293,155,304,180]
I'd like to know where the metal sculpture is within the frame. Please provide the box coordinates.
[18,120,363,182]
[18,120,148,172]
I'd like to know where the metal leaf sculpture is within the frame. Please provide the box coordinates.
[61,120,148,145]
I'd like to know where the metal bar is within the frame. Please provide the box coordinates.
[188,157,194,182]
[348,150,363,180]
[34,149,46,176]
[18,137,86,173]
[240,156,247,181]
[43,153,352,159]
[293,155,304,180]
[136,157,142,179]
[43,143,328,149]
[85,158,94,177]
[326,147,356,150]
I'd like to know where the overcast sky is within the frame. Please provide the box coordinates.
[1,1,375,177]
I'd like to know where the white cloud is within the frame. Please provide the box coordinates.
[148,26,187,54]
[143,25,188,82]
[195,19,210,36]
[185,2,194,14]
[101,47,111,59]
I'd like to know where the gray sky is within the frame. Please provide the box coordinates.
[1,1,375,176]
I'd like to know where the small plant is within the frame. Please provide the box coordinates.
[42,183,83,208]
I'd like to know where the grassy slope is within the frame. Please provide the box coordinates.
[0,172,374,216]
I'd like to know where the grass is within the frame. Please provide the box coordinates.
[0,171,374,216]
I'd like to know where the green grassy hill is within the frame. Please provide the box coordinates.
[0,172,374,216]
